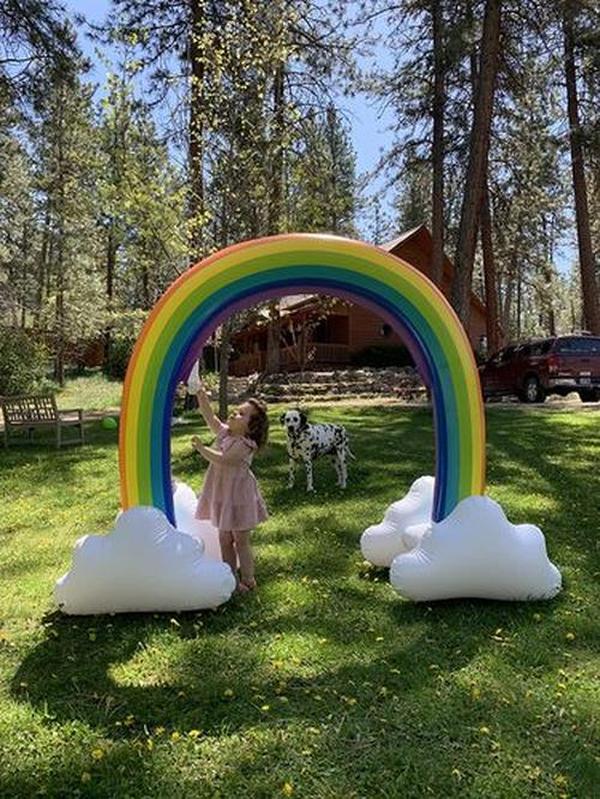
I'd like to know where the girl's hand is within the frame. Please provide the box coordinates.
[186,361,202,395]
[191,435,203,452]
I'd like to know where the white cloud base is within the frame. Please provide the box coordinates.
[362,477,562,602]
[172,480,223,561]
[360,475,434,567]
[55,504,235,615]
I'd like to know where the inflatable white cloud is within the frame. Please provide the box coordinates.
[55,506,235,615]
[173,480,223,560]
[389,494,562,602]
[360,476,434,567]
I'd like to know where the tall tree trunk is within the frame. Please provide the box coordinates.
[263,62,286,376]
[188,0,205,262]
[562,0,600,334]
[452,0,502,326]
[480,182,502,352]
[35,199,52,328]
[542,214,556,336]
[326,104,339,232]
[430,0,445,287]
[104,224,116,364]
[268,60,286,236]
[516,264,522,340]
[55,240,65,386]
[141,264,150,310]
[218,318,231,419]
[501,254,516,338]
[54,89,66,387]
[265,302,281,374]
[20,222,29,328]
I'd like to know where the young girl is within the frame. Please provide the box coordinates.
[188,369,269,593]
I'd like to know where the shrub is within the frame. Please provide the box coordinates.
[350,345,414,368]
[0,327,49,396]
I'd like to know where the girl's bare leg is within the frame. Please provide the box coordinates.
[233,530,256,589]
[219,530,237,577]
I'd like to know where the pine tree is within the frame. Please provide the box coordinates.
[288,106,357,236]
[33,71,105,384]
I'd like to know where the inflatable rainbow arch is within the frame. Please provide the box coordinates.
[119,234,486,523]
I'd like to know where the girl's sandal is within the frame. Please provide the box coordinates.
[239,578,257,592]
[235,581,251,594]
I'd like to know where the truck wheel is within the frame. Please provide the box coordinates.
[523,375,545,403]
[578,389,599,403]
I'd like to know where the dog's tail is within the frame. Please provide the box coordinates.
[346,444,356,460]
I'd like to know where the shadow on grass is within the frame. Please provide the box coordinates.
[9,585,598,797]
[9,571,580,740]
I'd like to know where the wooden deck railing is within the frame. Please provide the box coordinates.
[230,343,350,376]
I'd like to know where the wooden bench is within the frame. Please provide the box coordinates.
[1,395,84,448]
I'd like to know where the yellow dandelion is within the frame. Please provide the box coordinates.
[223,688,234,698]
[91,748,104,760]
[81,772,92,783]
[171,731,181,742]
[565,632,576,641]
[188,730,201,739]
[282,782,294,796]
[479,726,490,735]
[261,704,270,712]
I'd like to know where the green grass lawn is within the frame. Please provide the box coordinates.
[0,405,599,798]
[55,372,123,413]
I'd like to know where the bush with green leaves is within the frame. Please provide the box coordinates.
[0,327,49,396]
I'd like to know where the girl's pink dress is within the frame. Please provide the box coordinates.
[195,423,268,530]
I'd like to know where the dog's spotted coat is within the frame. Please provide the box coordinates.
[280,409,354,491]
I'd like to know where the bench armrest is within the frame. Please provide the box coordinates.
[58,408,84,419]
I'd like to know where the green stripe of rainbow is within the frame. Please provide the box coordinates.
[119,234,486,523]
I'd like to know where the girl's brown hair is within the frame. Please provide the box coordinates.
[247,398,269,449]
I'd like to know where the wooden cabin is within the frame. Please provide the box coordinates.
[229,225,487,376]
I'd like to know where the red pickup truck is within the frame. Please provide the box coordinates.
[479,335,600,403]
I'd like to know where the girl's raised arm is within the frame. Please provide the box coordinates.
[195,387,223,436]
[187,361,223,436]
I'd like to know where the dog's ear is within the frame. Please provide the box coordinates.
[299,409,308,428]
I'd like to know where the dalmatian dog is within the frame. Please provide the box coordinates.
[280,408,355,492]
